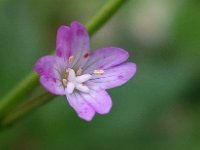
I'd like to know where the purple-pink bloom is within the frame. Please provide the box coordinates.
[34,21,136,121]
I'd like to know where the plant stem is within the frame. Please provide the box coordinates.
[0,0,128,124]
[0,72,38,118]
[0,92,54,128]
[86,0,127,36]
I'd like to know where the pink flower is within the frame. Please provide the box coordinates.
[34,21,136,121]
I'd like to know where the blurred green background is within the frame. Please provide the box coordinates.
[0,0,200,149]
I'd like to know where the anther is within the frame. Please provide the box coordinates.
[63,71,69,79]
[83,53,89,58]
[76,68,82,76]
[69,56,75,64]
[62,79,68,86]
[93,70,105,75]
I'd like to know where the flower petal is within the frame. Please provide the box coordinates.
[56,26,71,59]
[40,76,65,95]
[34,55,67,78]
[70,22,90,68]
[80,90,112,114]
[34,55,68,95]
[83,47,129,74]
[66,92,95,121]
[87,63,137,89]
[34,55,56,76]
[56,21,90,69]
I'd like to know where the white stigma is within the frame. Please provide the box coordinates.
[64,68,91,94]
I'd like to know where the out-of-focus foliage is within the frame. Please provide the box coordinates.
[0,0,200,150]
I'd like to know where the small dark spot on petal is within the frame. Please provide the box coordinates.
[57,49,62,56]
[39,68,43,74]
[99,65,104,69]
[83,53,89,58]
[79,111,83,114]
[84,108,88,113]
[118,75,124,79]
[77,28,84,36]
[52,78,57,83]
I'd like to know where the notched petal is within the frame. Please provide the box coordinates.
[83,47,129,73]
[34,55,56,76]
[66,92,95,121]
[56,21,90,69]
[88,63,137,89]
[40,76,65,95]
[81,90,112,114]
[56,26,71,58]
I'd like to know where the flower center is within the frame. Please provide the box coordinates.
[62,68,91,94]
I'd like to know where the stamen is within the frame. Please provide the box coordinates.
[83,53,89,58]
[62,79,68,86]
[76,68,82,76]
[69,56,75,64]
[93,70,105,75]
[63,71,69,79]
[63,68,91,94]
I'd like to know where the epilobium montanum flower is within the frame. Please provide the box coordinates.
[34,21,137,121]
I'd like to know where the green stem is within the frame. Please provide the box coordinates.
[0,72,38,118]
[86,0,127,36]
[0,92,54,128]
[0,0,127,123]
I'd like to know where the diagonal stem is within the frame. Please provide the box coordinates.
[0,92,54,128]
[86,0,127,36]
[0,73,39,118]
